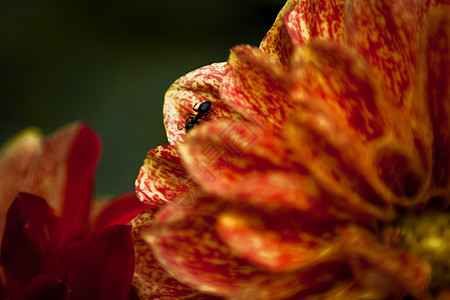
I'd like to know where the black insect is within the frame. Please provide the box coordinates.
[177,101,213,132]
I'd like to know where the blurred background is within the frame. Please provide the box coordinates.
[0,0,284,197]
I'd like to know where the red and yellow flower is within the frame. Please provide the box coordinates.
[135,0,449,299]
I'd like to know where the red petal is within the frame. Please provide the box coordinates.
[164,62,241,145]
[135,145,202,206]
[0,193,61,287]
[40,239,83,284]
[66,225,134,300]
[220,46,292,131]
[0,128,41,242]
[259,0,297,66]
[92,193,153,230]
[23,273,68,300]
[20,123,101,241]
[131,209,212,299]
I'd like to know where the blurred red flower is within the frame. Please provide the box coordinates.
[0,123,149,299]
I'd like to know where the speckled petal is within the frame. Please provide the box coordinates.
[179,120,264,191]
[341,226,431,299]
[221,45,295,131]
[216,209,343,272]
[164,62,240,145]
[290,39,391,143]
[345,0,422,107]
[259,0,298,66]
[135,145,201,205]
[285,0,345,48]
[131,208,213,299]
[19,122,101,241]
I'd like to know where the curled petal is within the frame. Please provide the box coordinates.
[136,145,201,205]
[131,209,211,299]
[259,0,298,66]
[341,226,431,299]
[221,45,293,130]
[67,225,135,300]
[164,62,240,144]
[19,122,101,240]
[91,193,152,230]
[0,193,61,287]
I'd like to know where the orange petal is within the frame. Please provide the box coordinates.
[421,7,450,193]
[285,99,398,220]
[290,39,391,143]
[216,209,343,272]
[180,120,360,220]
[0,128,42,241]
[220,45,293,131]
[131,209,210,299]
[179,121,273,195]
[237,262,353,300]
[341,226,431,299]
[19,123,101,240]
[285,0,345,48]
[135,145,201,205]
[146,198,357,299]
[259,0,298,66]
[143,198,266,298]
[164,62,240,144]
[344,0,423,107]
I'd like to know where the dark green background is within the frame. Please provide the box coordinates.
[0,0,284,197]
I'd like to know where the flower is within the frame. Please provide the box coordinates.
[134,0,449,299]
[0,123,149,299]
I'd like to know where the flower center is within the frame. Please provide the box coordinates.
[399,210,450,287]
